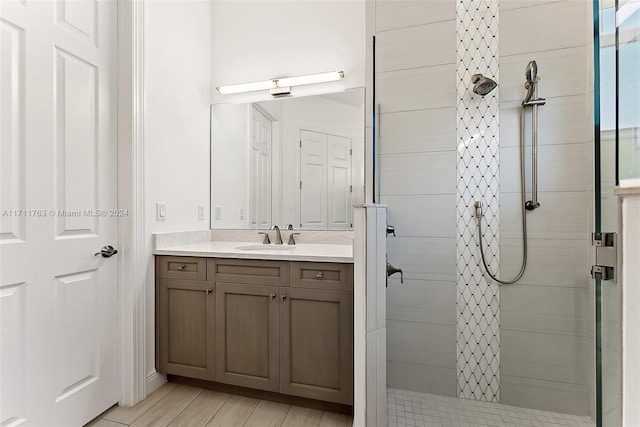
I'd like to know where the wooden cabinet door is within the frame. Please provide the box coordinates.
[157,279,215,380]
[215,282,279,391]
[279,288,353,404]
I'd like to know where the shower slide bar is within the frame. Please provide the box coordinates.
[522,60,546,211]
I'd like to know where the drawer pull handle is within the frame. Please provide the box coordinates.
[315,272,324,279]
[179,264,186,270]
[207,288,213,294]
[270,293,276,299]
[281,294,287,302]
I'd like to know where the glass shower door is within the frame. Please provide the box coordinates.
[595,0,639,425]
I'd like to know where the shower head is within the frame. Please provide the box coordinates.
[525,60,538,83]
[523,60,539,104]
[471,73,498,96]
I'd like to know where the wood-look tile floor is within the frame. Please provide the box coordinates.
[87,383,353,427]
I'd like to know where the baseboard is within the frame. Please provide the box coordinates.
[168,375,353,415]
[145,370,167,396]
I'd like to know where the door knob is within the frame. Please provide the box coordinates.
[95,245,118,258]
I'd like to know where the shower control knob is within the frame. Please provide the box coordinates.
[386,225,396,237]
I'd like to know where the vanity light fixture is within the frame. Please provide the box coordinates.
[216,71,345,96]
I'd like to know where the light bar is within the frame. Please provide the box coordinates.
[276,71,344,88]
[216,79,277,95]
[216,71,344,95]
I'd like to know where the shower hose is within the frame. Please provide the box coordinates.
[476,107,528,285]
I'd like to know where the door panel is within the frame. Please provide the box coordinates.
[300,130,328,228]
[0,282,26,426]
[0,1,118,425]
[250,106,272,228]
[158,279,215,380]
[54,47,99,237]
[215,282,279,391]
[280,288,353,404]
[328,135,352,229]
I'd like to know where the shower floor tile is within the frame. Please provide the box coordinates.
[387,388,594,427]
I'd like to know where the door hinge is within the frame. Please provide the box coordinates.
[591,232,617,281]
[300,140,302,147]
[350,185,353,193]
[300,181,302,189]
[350,148,352,156]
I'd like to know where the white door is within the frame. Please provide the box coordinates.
[327,135,352,229]
[300,130,352,229]
[249,106,272,228]
[300,130,328,229]
[0,1,118,426]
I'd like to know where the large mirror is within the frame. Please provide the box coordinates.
[210,89,365,230]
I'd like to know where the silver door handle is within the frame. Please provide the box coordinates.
[95,245,118,258]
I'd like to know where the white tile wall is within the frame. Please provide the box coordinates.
[387,362,457,397]
[381,195,456,238]
[387,320,457,368]
[374,0,594,415]
[376,64,457,113]
[500,96,591,147]
[379,151,456,196]
[376,0,455,33]
[378,108,456,154]
[376,20,456,72]
[500,1,589,56]
[387,280,456,325]
[501,284,592,336]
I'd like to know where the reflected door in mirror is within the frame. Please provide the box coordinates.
[250,106,272,228]
[300,130,352,229]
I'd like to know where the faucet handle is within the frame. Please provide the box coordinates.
[258,232,271,244]
[386,224,396,237]
[288,233,301,245]
[386,262,404,286]
[286,224,294,230]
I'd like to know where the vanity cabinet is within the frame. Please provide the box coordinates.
[155,255,353,405]
[156,257,215,380]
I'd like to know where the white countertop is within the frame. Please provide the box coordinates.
[154,240,353,263]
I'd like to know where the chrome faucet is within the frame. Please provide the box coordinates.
[270,225,283,244]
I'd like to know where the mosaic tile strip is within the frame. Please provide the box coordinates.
[455,0,501,402]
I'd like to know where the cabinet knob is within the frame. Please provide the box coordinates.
[315,272,324,279]
[270,293,276,299]
[280,294,287,301]
[179,264,186,270]
[207,288,213,294]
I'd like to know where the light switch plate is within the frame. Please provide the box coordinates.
[198,205,205,220]
[215,206,221,220]
[156,202,166,221]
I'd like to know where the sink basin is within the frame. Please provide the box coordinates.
[235,245,295,251]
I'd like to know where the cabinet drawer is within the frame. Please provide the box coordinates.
[290,262,353,291]
[207,258,289,285]
[157,256,206,281]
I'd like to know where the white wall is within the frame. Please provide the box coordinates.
[211,0,366,104]
[143,0,212,391]
[211,104,251,228]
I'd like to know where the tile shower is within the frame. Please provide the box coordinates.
[373,0,595,422]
